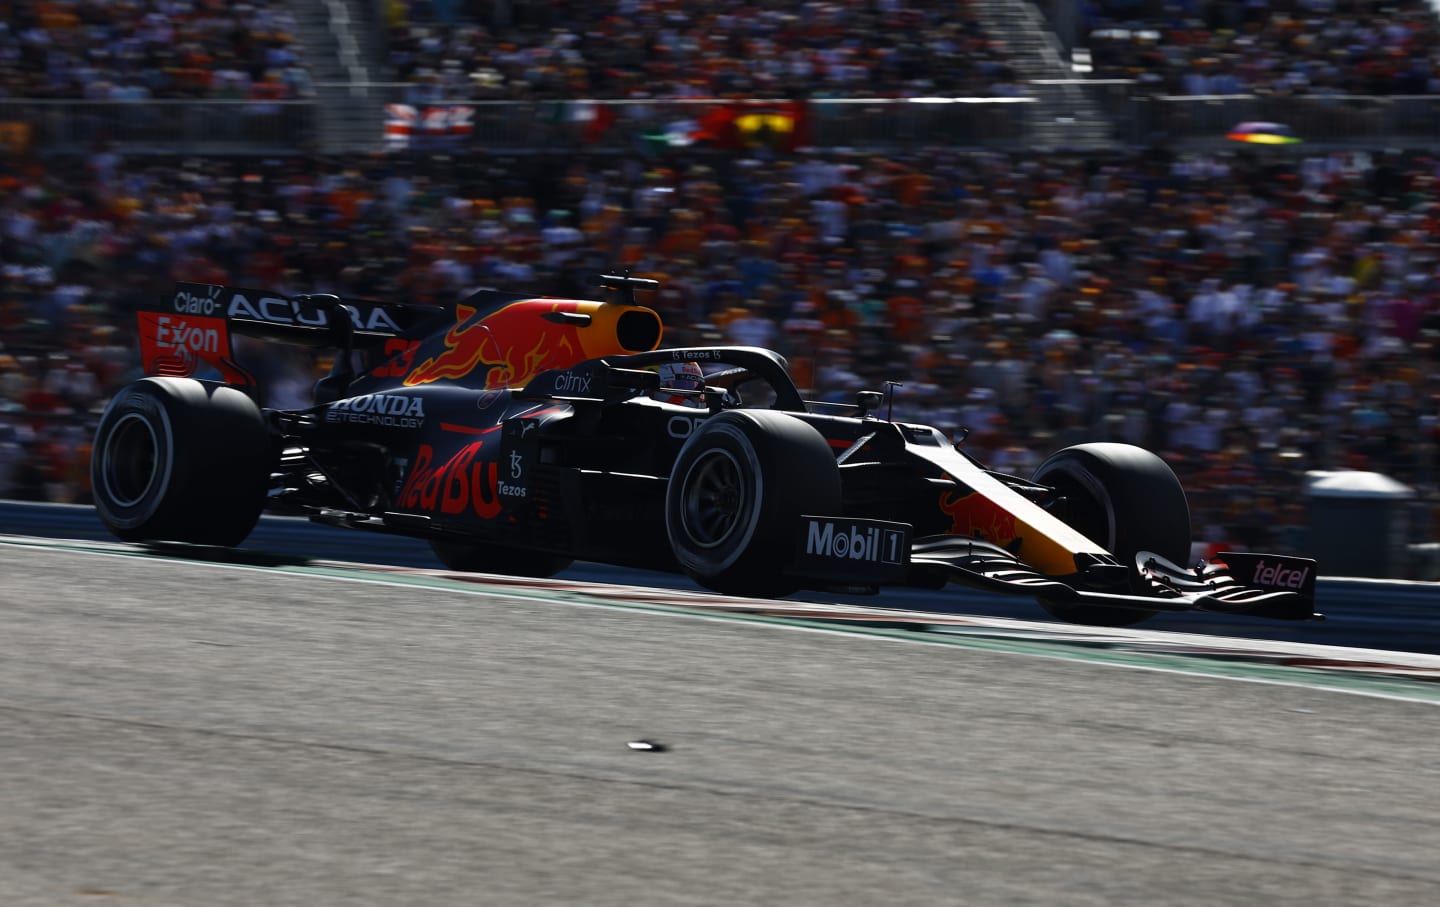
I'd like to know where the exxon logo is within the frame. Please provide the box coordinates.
[155,316,219,354]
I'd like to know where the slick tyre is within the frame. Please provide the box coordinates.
[665,410,841,598]
[429,539,573,578]
[1031,442,1192,627]
[91,378,274,547]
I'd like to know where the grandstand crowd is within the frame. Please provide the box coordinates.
[4,0,1440,561]
[388,0,1019,101]
[0,0,313,100]
[6,1,1440,104]
[1085,0,1440,96]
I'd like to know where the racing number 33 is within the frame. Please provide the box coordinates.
[372,339,421,378]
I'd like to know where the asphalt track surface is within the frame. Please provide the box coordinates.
[4,540,1440,906]
[11,500,1440,653]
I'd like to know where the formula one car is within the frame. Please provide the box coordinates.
[90,275,1319,627]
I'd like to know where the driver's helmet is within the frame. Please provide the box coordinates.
[656,360,705,406]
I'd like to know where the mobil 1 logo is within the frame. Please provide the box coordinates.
[793,516,911,585]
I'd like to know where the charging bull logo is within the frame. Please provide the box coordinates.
[938,490,1019,545]
[403,302,576,388]
[400,298,662,389]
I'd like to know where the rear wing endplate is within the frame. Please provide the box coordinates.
[138,282,448,387]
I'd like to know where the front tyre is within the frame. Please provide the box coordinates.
[1031,442,1191,627]
[91,378,274,547]
[665,410,841,598]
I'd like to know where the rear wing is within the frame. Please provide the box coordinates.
[139,283,450,388]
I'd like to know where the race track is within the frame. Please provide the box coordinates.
[3,539,1439,906]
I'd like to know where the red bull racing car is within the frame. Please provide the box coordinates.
[90,275,1319,627]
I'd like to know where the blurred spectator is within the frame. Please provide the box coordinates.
[0,0,313,100]
[1086,0,1440,96]
[386,0,1013,100]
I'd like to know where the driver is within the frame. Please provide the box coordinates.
[656,360,706,407]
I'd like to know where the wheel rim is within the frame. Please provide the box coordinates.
[102,413,161,507]
[680,448,748,549]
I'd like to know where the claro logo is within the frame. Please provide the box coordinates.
[1251,559,1310,589]
[173,285,222,315]
[805,521,905,565]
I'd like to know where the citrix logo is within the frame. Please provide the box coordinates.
[553,371,593,393]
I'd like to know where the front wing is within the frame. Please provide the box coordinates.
[906,535,1318,621]
[777,516,1317,620]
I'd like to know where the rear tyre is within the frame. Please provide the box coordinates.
[91,378,274,547]
[1031,442,1191,627]
[429,539,573,578]
[665,410,841,598]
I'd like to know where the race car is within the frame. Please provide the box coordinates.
[89,275,1319,627]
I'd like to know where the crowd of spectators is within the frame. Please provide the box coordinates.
[10,0,1440,105]
[0,0,313,101]
[1085,0,1440,96]
[388,0,1021,102]
[390,0,1440,106]
[6,0,1440,564]
[4,141,1440,561]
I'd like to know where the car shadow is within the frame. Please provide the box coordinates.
[141,541,314,568]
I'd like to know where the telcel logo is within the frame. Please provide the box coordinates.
[1252,559,1309,589]
[806,521,903,564]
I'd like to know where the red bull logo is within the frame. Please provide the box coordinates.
[400,298,662,389]
[938,490,1019,545]
[400,441,503,519]
[403,302,578,388]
